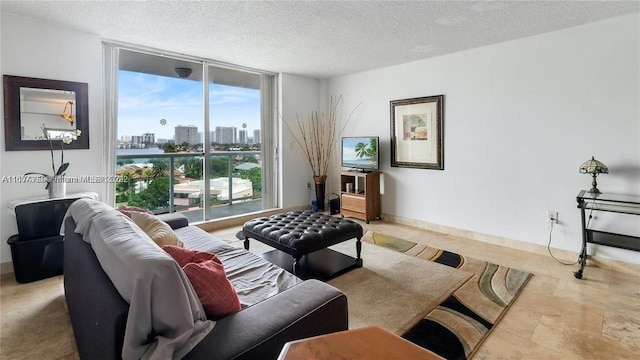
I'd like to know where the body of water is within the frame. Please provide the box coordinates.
[116,148,165,156]
[116,148,167,168]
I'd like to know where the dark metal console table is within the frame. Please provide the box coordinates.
[574,190,640,279]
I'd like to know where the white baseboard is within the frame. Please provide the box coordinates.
[382,213,576,257]
[381,213,640,274]
[1,261,14,276]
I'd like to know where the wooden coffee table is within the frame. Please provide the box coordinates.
[278,326,444,360]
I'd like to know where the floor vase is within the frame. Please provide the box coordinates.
[314,175,326,211]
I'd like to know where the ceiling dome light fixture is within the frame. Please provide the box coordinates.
[60,100,75,125]
[175,67,192,78]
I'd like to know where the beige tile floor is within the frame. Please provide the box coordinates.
[1,220,639,359]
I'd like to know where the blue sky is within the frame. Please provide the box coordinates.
[118,70,260,141]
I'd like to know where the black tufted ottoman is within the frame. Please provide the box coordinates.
[242,211,363,280]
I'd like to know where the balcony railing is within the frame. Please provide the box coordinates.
[116,151,262,222]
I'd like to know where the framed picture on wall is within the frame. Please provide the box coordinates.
[390,95,444,170]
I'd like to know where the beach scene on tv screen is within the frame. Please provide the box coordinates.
[343,137,378,168]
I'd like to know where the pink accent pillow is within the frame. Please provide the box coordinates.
[162,245,241,319]
[117,205,154,218]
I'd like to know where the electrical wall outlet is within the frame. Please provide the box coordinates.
[307,182,311,189]
[547,211,558,224]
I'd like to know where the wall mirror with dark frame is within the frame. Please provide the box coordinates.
[3,75,89,151]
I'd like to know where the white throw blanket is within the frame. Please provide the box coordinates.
[66,199,214,359]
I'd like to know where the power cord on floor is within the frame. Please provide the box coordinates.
[547,209,594,265]
[547,218,579,266]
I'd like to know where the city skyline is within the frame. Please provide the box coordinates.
[118,124,260,145]
[117,70,261,140]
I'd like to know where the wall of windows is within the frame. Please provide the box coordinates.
[105,44,277,222]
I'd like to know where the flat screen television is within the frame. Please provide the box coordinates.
[341,136,379,172]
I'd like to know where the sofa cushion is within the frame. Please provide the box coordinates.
[173,225,303,308]
[163,246,241,319]
[117,205,153,218]
[131,211,184,247]
[156,213,190,230]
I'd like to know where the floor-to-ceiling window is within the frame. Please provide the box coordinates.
[105,45,277,222]
[206,65,263,220]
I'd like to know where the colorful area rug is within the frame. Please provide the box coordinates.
[365,231,532,360]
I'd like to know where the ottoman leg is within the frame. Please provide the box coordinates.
[355,237,363,266]
[244,237,250,250]
[292,256,302,275]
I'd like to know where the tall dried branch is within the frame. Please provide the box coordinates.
[283,95,361,179]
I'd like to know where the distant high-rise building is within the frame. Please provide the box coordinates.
[142,133,155,145]
[175,125,198,145]
[121,135,131,143]
[215,126,237,144]
[131,135,143,145]
[238,130,248,144]
[157,138,168,144]
[253,129,261,144]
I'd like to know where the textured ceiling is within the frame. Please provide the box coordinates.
[1,1,638,78]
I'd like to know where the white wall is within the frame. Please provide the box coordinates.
[328,14,640,264]
[278,74,319,209]
[278,76,352,210]
[0,13,105,265]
